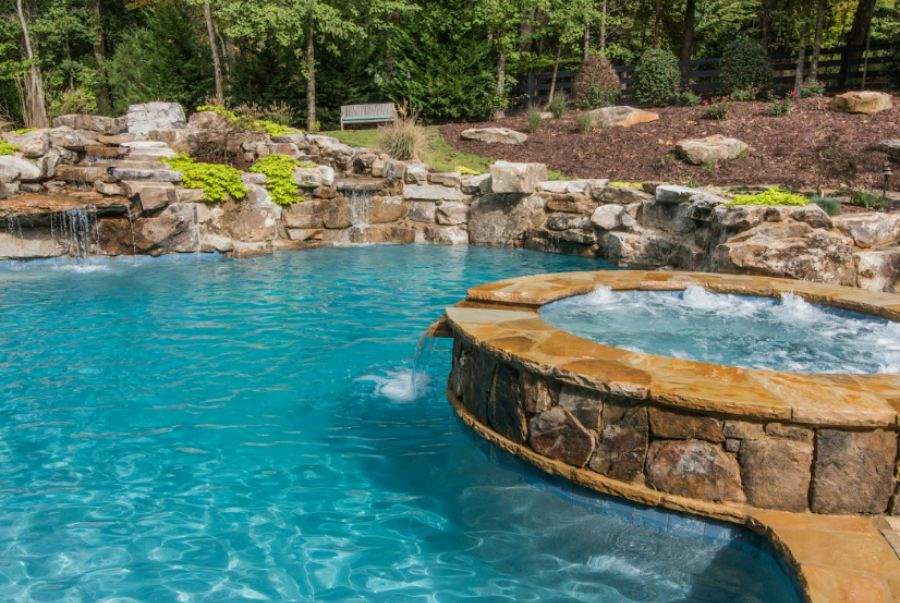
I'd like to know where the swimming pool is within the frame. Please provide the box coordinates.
[0,247,800,601]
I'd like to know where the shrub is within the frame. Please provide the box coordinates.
[234,102,295,127]
[163,155,246,203]
[765,97,792,117]
[572,54,621,109]
[249,154,303,206]
[49,88,98,117]
[548,94,567,119]
[729,87,758,102]
[799,80,825,98]
[672,90,701,106]
[378,112,428,161]
[0,140,18,155]
[631,48,680,107]
[849,190,889,211]
[526,107,543,133]
[195,104,297,137]
[810,195,842,216]
[727,186,808,206]
[703,102,730,120]
[719,38,772,95]
[576,112,593,133]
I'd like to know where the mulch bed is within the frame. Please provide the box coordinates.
[439,97,898,191]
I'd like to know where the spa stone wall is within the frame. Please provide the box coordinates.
[448,338,900,516]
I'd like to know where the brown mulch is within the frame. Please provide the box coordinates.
[439,97,899,190]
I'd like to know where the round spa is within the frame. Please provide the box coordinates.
[442,271,900,517]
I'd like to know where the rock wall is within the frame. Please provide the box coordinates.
[0,102,897,293]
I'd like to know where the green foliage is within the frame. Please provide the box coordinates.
[49,87,97,117]
[572,54,620,109]
[728,187,808,207]
[849,190,889,211]
[12,128,33,135]
[0,140,18,155]
[548,94,567,119]
[703,102,730,120]
[631,48,680,107]
[728,87,758,102]
[195,104,297,137]
[250,154,304,206]
[672,90,701,106]
[799,80,825,98]
[163,155,246,203]
[719,38,772,95]
[810,195,842,216]
[526,107,543,133]
[765,97,792,117]
[576,112,593,133]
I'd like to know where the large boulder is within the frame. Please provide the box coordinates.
[854,248,899,292]
[460,127,528,145]
[490,161,547,194]
[218,184,282,242]
[713,221,855,284]
[52,114,125,135]
[875,138,900,161]
[294,164,335,188]
[676,135,748,165]
[3,129,49,157]
[645,439,745,502]
[829,91,893,115]
[587,106,659,129]
[126,102,187,134]
[832,213,900,249]
[403,183,467,202]
[0,156,42,182]
[468,193,545,245]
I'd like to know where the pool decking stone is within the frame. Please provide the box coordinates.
[439,270,900,603]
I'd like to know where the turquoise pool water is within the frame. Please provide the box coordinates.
[0,247,800,601]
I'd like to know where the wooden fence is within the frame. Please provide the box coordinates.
[513,43,895,107]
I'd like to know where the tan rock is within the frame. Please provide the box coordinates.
[368,195,406,224]
[739,438,812,511]
[588,398,648,481]
[423,225,468,245]
[676,135,748,165]
[833,213,900,249]
[544,194,596,214]
[830,91,893,115]
[811,429,897,514]
[723,420,765,440]
[435,201,468,225]
[588,106,659,129]
[645,439,745,502]
[282,199,325,229]
[468,193,546,245]
[648,407,724,442]
[528,407,595,467]
[490,161,547,194]
[322,197,352,229]
[854,248,899,293]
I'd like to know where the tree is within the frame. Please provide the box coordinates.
[838,0,875,89]
[14,0,46,126]
[202,2,224,104]
[680,0,696,80]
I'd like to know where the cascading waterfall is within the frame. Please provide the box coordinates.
[192,204,201,256]
[347,190,371,230]
[410,330,437,396]
[125,205,137,259]
[3,215,23,239]
[50,205,100,258]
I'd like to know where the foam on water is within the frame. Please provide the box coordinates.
[542,285,898,374]
[359,368,431,402]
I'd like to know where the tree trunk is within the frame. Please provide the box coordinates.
[547,44,562,106]
[93,0,111,113]
[15,0,47,127]
[582,23,591,63]
[599,0,607,53]
[203,2,224,105]
[306,16,316,131]
[653,0,663,45]
[758,0,770,50]
[809,0,825,81]
[680,0,696,82]
[794,41,806,92]
[838,0,875,89]
[493,50,507,119]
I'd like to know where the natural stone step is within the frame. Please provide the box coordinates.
[0,192,129,221]
[108,167,181,182]
[54,164,111,183]
[83,144,126,159]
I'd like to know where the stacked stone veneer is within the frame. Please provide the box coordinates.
[448,337,899,516]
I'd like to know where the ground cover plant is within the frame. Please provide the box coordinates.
[163,155,246,203]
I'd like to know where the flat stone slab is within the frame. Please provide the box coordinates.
[460,127,528,145]
[402,183,467,202]
[0,193,130,220]
[676,135,748,165]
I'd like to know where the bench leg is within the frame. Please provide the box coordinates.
[340,120,344,131]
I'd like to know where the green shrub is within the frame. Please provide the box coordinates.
[49,87,98,117]
[378,112,428,161]
[631,48,681,107]
[195,104,297,137]
[719,38,772,95]
[548,94,567,119]
[672,90,701,106]
[766,97,792,116]
[799,80,825,98]
[729,87,758,102]
[576,112,593,133]
[728,186,808,206]
[703,102,730,120]
[249,154,303,206]
[526,107,543,133]
[0,140,18,155]
[572,54,621,109]
[849,190,889,211]
[810,195,842,216]
[163,155,246,203]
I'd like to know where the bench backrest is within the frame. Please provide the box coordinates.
[340,103,397,121]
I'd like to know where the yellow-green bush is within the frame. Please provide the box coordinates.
[727,187,807,207]
[195,104,297,137]
[0,140,18,155]
[163,155,246,203]
[250,154,304,206]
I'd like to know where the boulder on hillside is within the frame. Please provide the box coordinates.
[126,102,187,134]
[587,106,659,129]
[52,114,126,135]
[460,127,528,145]
[2,129,49,158]
[829,91,893,115]
[676,135,748,165]
[490,161,547,194]
[833,213,900,249]
[874,139,900,161]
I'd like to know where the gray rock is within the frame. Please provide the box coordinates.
[423,225,468,245]
[589,399,648,481]
[126,102,187,134]
[645,439,745,502]
[3,129,49,157]
[833,213,900,249]
[294,164,335,188]
[854,248,899,292]
[409,201,436,223]
[468,194,546,246]
[108,168,182,182]
[655,184,698,204]
[676,135,748,165]
[460,127,528,145]
[435,201,468,225]
[403,183,466,202]
[490,161,547,194]
[0,156,42,182]
[591,204,625,230]
[52,114,125,134]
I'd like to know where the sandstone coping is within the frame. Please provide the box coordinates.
[450,270,899,428]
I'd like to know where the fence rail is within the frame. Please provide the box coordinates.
[513,43,895,107]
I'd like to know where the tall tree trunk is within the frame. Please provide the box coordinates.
[838,0,876,89]
[493,50,507,119]
[15,0,47,127]
[582,23,591,63]
[547,44,562,105]
[794,41,806,92]
[599,0,607,53]
[93,0,111,113]
[305,16,316,130]
[653,0,662,45]
[680,0,696,83]
[758,0,770,50]
[203,2,224,105]
[809,0,825,81]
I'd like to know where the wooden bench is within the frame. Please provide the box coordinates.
[340,103,397,130]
